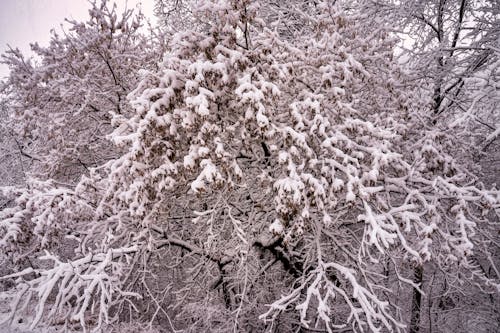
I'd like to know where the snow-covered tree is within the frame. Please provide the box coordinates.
[0,0,498,332]
[350,1,500,330]
[0,0,161,183]
[357,0,499,164]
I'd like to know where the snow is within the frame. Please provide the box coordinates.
[269,219,284,235]
[185,87,214,116]
[190,159,222,193]
[1,0,499,332]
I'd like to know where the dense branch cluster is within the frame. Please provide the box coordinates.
[1,1,160,181]
[0,0,498,332]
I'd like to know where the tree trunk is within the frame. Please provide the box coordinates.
[410,265,424,333]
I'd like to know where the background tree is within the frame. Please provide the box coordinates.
[358,0,499,167]
[0,1,163,329]
[0,0,161,183]
[351,1,500,331]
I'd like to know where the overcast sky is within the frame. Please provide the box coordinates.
[0,0,155,78]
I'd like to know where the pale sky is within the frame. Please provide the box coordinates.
[0,0,155,78]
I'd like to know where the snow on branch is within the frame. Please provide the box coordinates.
[260,261,405,333]
[0,246,139,332]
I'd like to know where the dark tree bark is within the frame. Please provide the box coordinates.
[410,265,424,333]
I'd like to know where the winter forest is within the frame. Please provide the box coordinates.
[0,0,498,332]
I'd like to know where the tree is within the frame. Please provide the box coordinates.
[0,0,161,183]
[0,0,498,332]
[353,1,500,330]
[0,98,28,189]
[358,0,500,162]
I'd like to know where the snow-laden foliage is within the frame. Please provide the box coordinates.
[0,0,499,332]
[0,0,160,182]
